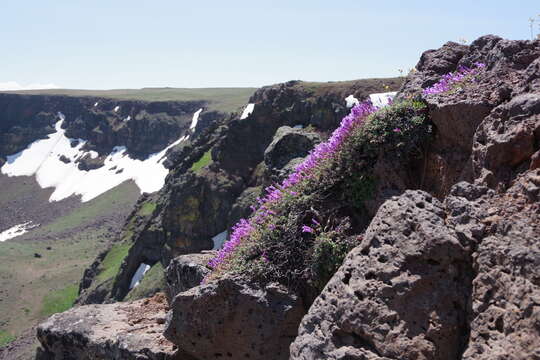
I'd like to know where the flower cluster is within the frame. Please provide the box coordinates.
[207,101,378,272]
[422,62,485,95]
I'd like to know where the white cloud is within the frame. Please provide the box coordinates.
[0,81,60,91]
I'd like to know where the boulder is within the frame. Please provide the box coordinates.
[290,190,472,360]
[165,251,215,302]
[164,277,305,360]
[36,293,186,360]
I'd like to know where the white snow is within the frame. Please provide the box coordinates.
[345,94,360,108]
[129,263,151,289]
[212,230,228,250]
[94,102,99,107]
[190,108,203,130]
[0,221,39,242]
[0,81,60,91]
[240,103,255,120]
[369,92,397,108]
[114,106,120,112]
[124,115,131,122]
[1,116,187,202]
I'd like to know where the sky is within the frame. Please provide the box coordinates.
[1,0,538,90]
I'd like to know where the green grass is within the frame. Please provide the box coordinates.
[35,183,137,235]
[0,330,15,347]
[40,283,79,317]
[0,88,257,113]
[191,149,213,172]
[96,242,131,282]
[139,202,157,217]
[124,262,166,301]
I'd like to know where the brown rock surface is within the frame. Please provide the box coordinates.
[36,294,187,360]
[164,277,305,360]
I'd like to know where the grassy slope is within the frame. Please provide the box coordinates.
[0,88,257,114]
[0,181,139,344]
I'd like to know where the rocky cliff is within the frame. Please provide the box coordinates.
[34,35,539,360]
[0,93,217,167]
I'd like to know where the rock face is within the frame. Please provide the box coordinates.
[291,35,540,360]
[0,94,209,161]
[164,277,305,360]
[36,294,186,360]
[165,251,214,301]
[291,190,472,359]
[292,175,540,359]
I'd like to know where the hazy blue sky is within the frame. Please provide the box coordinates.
[1,1,538,89]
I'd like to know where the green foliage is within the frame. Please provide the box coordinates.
[40,284,79,317]
[139,202,157,217]
[191,149,213,172]
[96,242,131,282]
[348,174,376,209]
[0,330,15,347]
[124,263,166,301]
[310,230,356,291]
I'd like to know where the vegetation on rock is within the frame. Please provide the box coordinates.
[207,98,432,290]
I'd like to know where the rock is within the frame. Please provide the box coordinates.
[461,171,540,360]
[36,293,185,360]
[164,277,305,360]
[398,41,468,98]
[165,251,215,302]
[472,93,540,188]
[264,126,321,170]
[34,253,42,258]
[290,190,472,360]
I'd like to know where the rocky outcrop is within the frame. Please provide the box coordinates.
[164,277,305,360]
[100,78,401,302]
[36,293,186,360]
[291,190,472,359]
[165,251,214,301]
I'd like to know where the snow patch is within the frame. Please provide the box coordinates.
[190,108,203,130]
[129,263,151,289]
[0,222,39,242]
[124,115,131,123]
[369,92,397,108]
[345,94,359,108]
[94,102,99,107]
[212,230,228,250]
[240,103,255,120]
[1,116,187,202]
[114,106,120,112]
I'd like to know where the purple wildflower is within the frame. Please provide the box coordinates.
[393,128,401,133]
[302,225,315,233]
[311,218,321,226]
[423,63,485,96]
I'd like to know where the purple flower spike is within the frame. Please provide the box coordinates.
[302,225,315,233]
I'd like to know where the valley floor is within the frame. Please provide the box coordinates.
[0,175,140,359]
